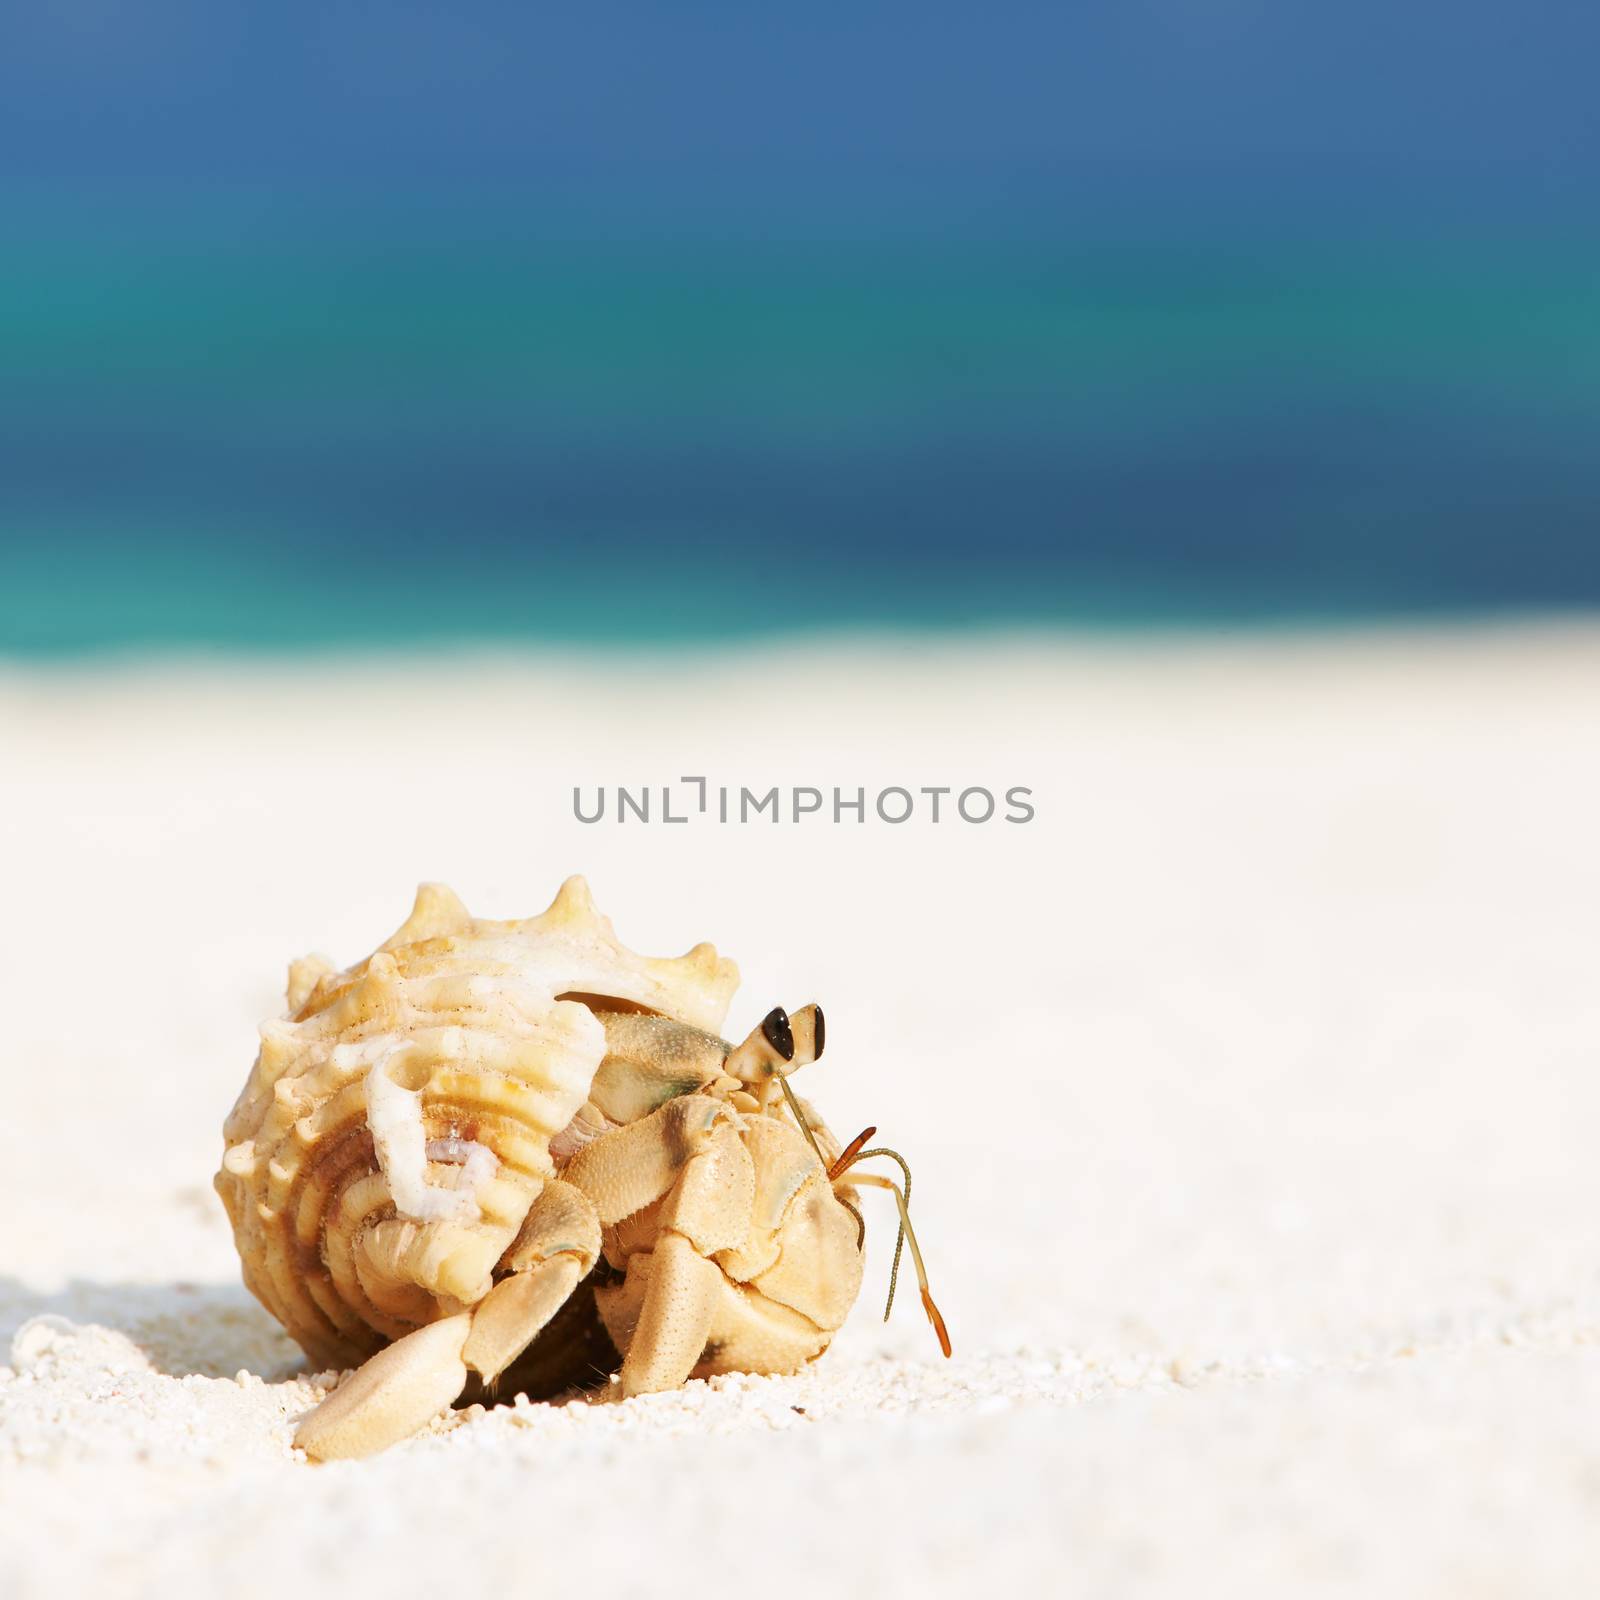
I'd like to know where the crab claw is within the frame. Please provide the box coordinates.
[294,1312,472,1462]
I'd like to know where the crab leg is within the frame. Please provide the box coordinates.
[844,1169,952,1358]
[461,1179,600,1383]
[463,1260,585,1385]
[619,1231,725,1394]
[564,1099,760,1395]
[611,1118,755,1395]
[294,1311,473,1461]
[619,1119,755,1394]
[562,1094,736,1223]
[587,1012,731,1124]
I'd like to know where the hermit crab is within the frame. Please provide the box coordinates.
[215,877,947,1459]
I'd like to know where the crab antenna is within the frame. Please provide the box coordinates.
[837,1151,951,1358]
[777,1076,866,1248]
[776,1072,827,1168]
[847,1145,910,1319]
[828,1125,876,1181]
[827,1124,877,1249]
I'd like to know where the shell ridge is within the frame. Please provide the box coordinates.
[218,880,740,1370]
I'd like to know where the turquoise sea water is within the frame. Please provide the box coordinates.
[4,231,1599,653]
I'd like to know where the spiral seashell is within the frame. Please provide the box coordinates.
[214,877,739,1371]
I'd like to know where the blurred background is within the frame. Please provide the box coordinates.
[8,15,1600,1589]
[2,0,1598,653]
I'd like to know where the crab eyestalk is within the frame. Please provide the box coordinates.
[724,1004,825,1084]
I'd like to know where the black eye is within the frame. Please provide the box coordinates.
[761,1005,795,1062]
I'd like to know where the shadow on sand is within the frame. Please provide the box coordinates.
[0,1275,304,1380]
[0,1275,620,1409]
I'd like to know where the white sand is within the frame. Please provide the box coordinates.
[3,625,1600,1596]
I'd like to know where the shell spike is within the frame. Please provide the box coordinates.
[257,1020,300,1077]
[383,882,472,950]
[360,950,403,1007]
[681,940,723,973]
[546,874,600,924]
[286,954,333,1015]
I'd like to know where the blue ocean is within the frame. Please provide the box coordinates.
[4,224,1597,654]
[2,4,1597,652]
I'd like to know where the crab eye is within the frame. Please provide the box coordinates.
[761,1005,795,1062]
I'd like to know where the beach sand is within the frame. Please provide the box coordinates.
[3,625,1600,1596]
